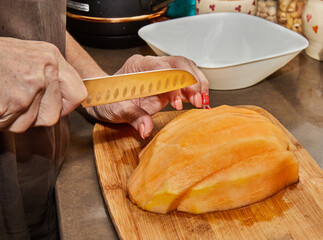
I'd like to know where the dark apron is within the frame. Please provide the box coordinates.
[0,1,69,239]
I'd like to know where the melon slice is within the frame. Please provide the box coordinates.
[177,151,298,213]
[127,105,298,214]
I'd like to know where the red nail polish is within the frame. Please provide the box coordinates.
[202,91,210,109]
[202,91,209,105]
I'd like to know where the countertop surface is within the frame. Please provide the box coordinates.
[55,45,323,240]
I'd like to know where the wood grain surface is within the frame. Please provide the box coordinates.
[93,106,323,240]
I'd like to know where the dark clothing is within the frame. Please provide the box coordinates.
[0,121,70,240]
[0,1,69,239]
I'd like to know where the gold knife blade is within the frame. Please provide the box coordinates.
[81,69,197,107]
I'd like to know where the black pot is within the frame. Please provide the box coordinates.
[67,0,172,49]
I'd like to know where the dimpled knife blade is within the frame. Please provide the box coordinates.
[81,69,197,107]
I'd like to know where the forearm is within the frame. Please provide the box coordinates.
[65,31,107,79]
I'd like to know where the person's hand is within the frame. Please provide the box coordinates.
[0,37,87,132]
[85,54,209,139]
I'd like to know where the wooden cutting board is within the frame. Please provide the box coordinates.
[93,105,323,240]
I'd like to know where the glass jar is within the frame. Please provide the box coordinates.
[277,0,306,34]
[256,0,278,23]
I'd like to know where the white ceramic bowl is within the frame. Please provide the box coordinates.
[138,12,309,90]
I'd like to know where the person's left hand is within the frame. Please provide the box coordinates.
[85,54,209,139]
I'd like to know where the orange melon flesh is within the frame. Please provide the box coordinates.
[127,105,299,214]
[177,151,299,213]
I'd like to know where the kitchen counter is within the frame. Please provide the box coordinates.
[55,45,323,240]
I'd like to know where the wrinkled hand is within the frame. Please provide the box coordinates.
[0,37,87,132]
[86,54,209,139]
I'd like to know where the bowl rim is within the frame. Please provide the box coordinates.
[138,12,309,69]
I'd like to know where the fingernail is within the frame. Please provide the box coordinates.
[202,91,209,105]
[139,123,145,139]
[201,91,211,109]
[174,96,183,110]
[194,93,202,108]
[170,101,176,109]
[189,95,196,106]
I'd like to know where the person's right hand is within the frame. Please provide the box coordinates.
[0,37,87,132]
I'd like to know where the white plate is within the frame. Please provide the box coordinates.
[138,13,309,90]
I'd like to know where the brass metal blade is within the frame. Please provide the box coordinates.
[81,69,197,107]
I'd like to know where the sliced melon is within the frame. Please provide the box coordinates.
[177,151,298,213]
[127,105,298,214]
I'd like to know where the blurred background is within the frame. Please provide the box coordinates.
[66,0,308,49]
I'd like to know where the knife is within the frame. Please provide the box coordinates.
[81,69,197,107]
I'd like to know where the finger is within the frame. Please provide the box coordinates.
[87,101,154,139]
[2,71,45,131]
[189,61,211,109]
[189,60,209,92]
[118,102,154,139]
[173,57,209,104]
[33,64,63,127]
[57,56,87,116]
[137,56,198,110]
[115,101,155,139]
[7,91,43,132]
[138,114,154,139]
[188,60,210,108]
[118,56,183,110]
[162,89,183,110]
[135,95,169,115]
[162,56,205,108]
[119,54,178,73]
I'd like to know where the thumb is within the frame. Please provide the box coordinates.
[88,101,154,139]
[58,56,87,116]
[120,102,154,139]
